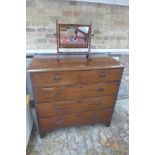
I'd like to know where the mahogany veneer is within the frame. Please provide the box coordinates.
[28,55,124,138]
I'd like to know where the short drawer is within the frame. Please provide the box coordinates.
[34,82,119,102]
[36,95,116,117]
[39,109,113,133]
[31,71,80,87]
[81,68,123,84]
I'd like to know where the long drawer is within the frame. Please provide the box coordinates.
[39,109,113,133]
[34,82,119,102]
[31,69,122,88]
[36,95,116,117]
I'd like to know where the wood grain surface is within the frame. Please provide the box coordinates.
[28,55,124,137]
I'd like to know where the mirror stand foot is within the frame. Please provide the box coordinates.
[86,54,92,61]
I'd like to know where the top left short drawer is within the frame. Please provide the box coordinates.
[31,71,81,88]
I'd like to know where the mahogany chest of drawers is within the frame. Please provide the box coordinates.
[28,55,124,138]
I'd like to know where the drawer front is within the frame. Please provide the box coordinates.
[39,109,113,133]
[81,68,123,84]
[36,95,116,117]
[31,71,80,87]
[34,82,119,102]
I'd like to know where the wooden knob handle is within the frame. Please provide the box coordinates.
[97,88,104,92]
[77,100,82,103]
[55,91,62,96]
[96,101,101,105]
[99,74,106,78]
[54,105,62,111]
[53,76,61,81]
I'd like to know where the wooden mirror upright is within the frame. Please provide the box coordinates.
[56,20,92,61]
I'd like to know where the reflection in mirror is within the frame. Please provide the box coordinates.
[59,24,90,48]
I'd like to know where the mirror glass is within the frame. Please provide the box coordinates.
[59,24,90,48]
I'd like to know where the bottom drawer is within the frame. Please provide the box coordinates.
[39,109,113,134]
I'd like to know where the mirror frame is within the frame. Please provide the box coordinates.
[56,20,92,61]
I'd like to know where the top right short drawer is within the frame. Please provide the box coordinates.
[81,68,123,84]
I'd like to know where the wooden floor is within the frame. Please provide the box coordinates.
[27,76,128,155]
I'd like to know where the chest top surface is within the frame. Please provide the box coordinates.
[28,55,124,72]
